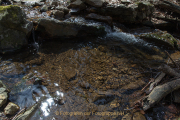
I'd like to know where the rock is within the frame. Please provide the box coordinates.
[68,0,86,10]
[50,1,58,6]
[121,0,131,4]
[105,4,138,23]
[84,0,103,7]
[133,112,146,120]
[36,18,106,38]
[69,8,81,15]
[138,30,179,50]
[21,0,42,3]
[55,6,69,15]
[52,10,64,20]
[121,80,146,95]
[85,13,112,25]
[0,88,7,94]
[122,113,133,120]
[80,81,90,89]
[0,92,8,107]
[93,93,115,105]
[4,102,20,115]
[40,5,49,12]
[136,2,154,21]
[63,67,77,81]
[0,5,33,54]
[101,1,154,23]
[0,80,7,88]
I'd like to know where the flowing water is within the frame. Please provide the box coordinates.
[0,18,179,119]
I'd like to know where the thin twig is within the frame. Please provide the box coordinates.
[165,50,179,68]
[11,107,27,120]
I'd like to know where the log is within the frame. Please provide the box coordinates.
[158,0,180,14]
[158,64,180,77]
[158,0,180,15]
[149,72,166,91]
[143,78,180,111]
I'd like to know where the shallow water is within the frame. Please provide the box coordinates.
[0,26,178,120]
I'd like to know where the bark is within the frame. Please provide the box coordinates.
[158,64,180,77]
[149,72,166,91]
[158,0,180,15]
[143,79,180,111]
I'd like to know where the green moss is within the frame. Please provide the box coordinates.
[141,31,178,49]
[0,5,26,29]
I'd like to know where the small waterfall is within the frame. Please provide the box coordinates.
[32,28,39,52]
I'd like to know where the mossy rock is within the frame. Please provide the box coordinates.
[0,5,33,54]
[139,31,179,50]
[0,5,26,30]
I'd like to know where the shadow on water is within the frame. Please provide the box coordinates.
[0,24,177,120]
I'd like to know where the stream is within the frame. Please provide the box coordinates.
[0,8,180,119]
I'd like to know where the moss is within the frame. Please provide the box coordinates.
[0,5,26,29]
[140,31,178,49]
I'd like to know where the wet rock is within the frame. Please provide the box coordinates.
[103,1,154,23]
[50,1,58,6]
[0,81,7,88]
[121,80,146,94]
[121,0,131,4]
[53,92,65,105]
[55,6,69,15]
[40,5,49,12]
[32,2,44,6]
[68,0,86,10]
[136,2,154,21]
[0,5,33,54]
[84,0,103,7]
[4,102,20,115]
[64,67,77,81]
[0,92,8,107]
[80,81,90,89]
[0,80,9,107]
[85,13,112,25]
[36,18,106,38]
[92,91,115,105]
[133,112,146,120]
[69,8,81,15]
[105,3,138,23]
[52,10,64,20]
[122,113,133,120]
[21,0,42,3]
[138,30,179,50]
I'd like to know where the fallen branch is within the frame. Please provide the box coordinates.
[143,78,180,111]
[158,64,180,77]
[165,50,179,68]
[158,0,180,15]
[149,72,166,91]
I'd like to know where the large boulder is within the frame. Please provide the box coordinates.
[97,1,154,23]
[138,30,180,50]
[36,18,106,38]
[0,5,33,54]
